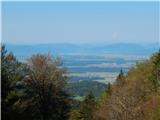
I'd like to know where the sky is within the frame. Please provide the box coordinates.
[2,1,159,44]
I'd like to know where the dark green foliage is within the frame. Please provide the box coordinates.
[69,92,97,120]
[68,80,107,97]
[115,69,125,87]
[1,45,28,120]
[105,82,112,95]
[78,92,96,120]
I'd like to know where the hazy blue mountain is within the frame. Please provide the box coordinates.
[6,43,159,58]
[96,43,159,55]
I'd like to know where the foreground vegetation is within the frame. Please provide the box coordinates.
[1,45,160,120]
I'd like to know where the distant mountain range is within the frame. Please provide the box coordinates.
[5,42,160,57]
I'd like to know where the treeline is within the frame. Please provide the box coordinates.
[1,45,160,120]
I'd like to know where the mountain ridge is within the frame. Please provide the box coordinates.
[5,42,159,56]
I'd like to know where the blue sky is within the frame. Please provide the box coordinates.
[2,1,159,44]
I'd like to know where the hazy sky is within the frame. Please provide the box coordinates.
[2,1,159,44]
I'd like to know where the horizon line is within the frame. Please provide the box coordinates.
[2,41,160,46]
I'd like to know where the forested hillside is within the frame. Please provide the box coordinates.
[70,50,160,120]
[1,45,160,120]
[68,80,107,97]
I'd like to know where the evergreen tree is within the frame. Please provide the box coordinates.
[78,92,96,120]
[97,82,112,106]
[1,45,28,120]
[105,82,112,95]
[115,69,125,87]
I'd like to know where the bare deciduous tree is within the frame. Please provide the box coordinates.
[25,54,70,120]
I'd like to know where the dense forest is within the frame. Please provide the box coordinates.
[1,45,160,120]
